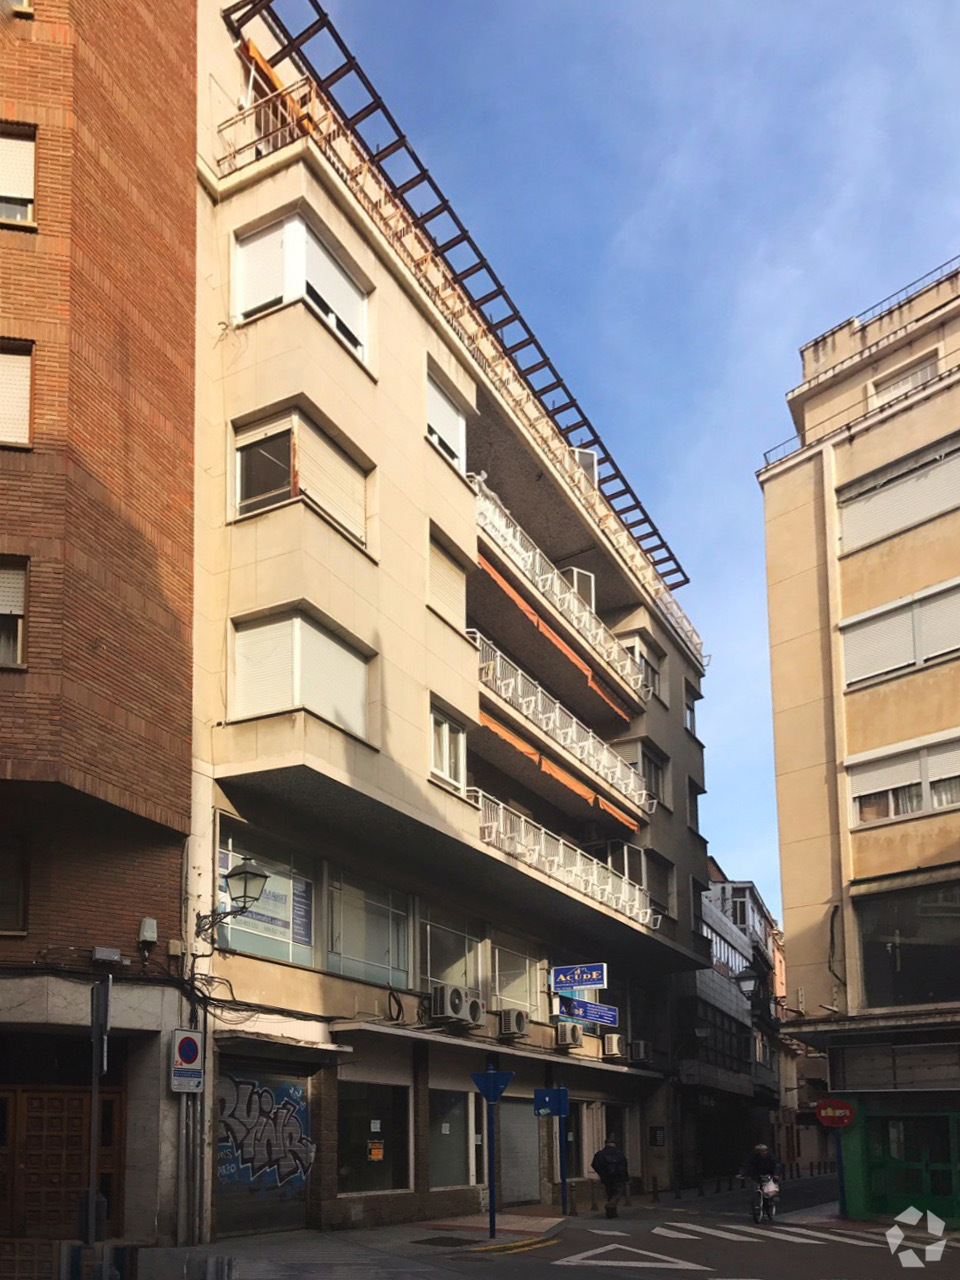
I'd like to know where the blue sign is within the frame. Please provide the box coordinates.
[471,1070,514,1103]
[559,996,619,1026]
[551,963,607,991]
[533,1088,569,1117]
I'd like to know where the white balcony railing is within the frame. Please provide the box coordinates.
[467,788,660,928]
[468,630,656,814]
[472,477,652,701]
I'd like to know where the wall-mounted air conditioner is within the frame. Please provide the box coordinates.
[465,995,486,1027]
[555,1021,584,1048]
[431,984,467,1022]
[603,1034,627,1058]
[559,566,596,612]
[629,1039,652,1064]
[499,1008,528,1038]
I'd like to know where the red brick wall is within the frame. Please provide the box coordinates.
[0,1,196,833]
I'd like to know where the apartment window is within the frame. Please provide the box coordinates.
[641,654,661,699]
[327,867,409,988]
[0,341,32,445]
[624,634,662,698]
[0,559,26,667]
[236,216,367,355]
[420,907,482,991]
[873,353,938,408]
[838,436,960,553]
[857,880,960,1007]
[426,377,466,472]
[0,124,36,224]
[640,748,666,803]
[338,1082,410,1193]
[492,943,540,1015]
[429,537,466,627]
[235,412,368,541]
[696,999,751,1073]
[0,836,27,932]
[233,613,369,739]
[431,706,466,792]
[684,684,698,734]
[643,849,674,917]
[217,819,314,966]
[850,740,960,825]
[687,778,703,832]
[842,581,960,685]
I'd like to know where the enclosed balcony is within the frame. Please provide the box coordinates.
[468,631,655,814]
[466,788,660,930]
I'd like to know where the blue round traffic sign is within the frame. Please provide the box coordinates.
[178,1035,199,1064]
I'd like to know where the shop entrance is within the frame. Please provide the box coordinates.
[867,1114,960,1221]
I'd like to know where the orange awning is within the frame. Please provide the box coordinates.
[479,711,540,762]
[539,755,596,804]
[595,794,639,832]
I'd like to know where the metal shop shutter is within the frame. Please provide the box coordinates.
[499,1098,541,1205]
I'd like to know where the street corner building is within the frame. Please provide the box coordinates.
[759,258,960,1225]
[0,0,712,1263]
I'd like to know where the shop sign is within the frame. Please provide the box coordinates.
[551,963,607,991]
[558,995,619,1026]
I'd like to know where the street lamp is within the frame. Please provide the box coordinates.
[734,964,759,999]
[195,856,270,944]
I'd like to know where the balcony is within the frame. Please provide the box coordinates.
[468,631,655,813]
[473,479,651,698]
[467,788,660,929]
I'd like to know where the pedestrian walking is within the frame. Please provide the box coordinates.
[591,1136,629,1218]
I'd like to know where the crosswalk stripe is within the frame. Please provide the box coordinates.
[755,1224,881,1248]
[719,1224,826,1245]
[652,1228,702,1240]
[662,1223,761,1242]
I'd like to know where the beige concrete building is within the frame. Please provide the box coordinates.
[759,258,960,1223]
[186,1,710,1238]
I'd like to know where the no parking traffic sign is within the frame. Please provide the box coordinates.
[171,1029,204,1093]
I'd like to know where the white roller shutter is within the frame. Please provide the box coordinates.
[300,617,367,738]
[238,222,285,317]
[0,565,25,615]
[429,540,466,625]
[305,228,365,347]
[918,587,960,662]
[849,752,921,798]
[298,421,366,541]
[0,350,30,444]
[427,378,465,469]
[874,356,937,406]
[234,616,294,718]
[843,606,915,684]
[841,453,960,551]
[927,741,960,782]
[0,133,35,200]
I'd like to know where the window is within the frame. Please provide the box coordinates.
[0,124,35,223]
[431,706,466,792]
[216,819,314,966]
[873,354,937,408]
[235,412,368,541]
[0,836,27,932]
[849,740,960,825]
[338,1082,409,1193]
[643,849,674,917]
[420,907,482,991]
[684,684,698,734]
[0,341,32,445]
[235,216,367,356]
[838,437,960,552]
[0,559,26,666]
[492,943,540,1015]
[233,613,369,739]
[687,778,703,832]
[624,634,661,698]
[842,581,960,685]
[640,748,666,803]
[327,867,409,987]
[429,537,466,627]
[857,880,960,1007]
[426,377,466,472]
[641,654,660,699]
[696,999,751,1073]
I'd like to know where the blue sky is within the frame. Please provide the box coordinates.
[321,1,960,915]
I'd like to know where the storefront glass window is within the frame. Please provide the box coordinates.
[428,1090,470,1187]
[338,1082,410,1193]
[858,881,960,1007]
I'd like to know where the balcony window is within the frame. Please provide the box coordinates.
[858,880,960,1007]
[237,428,292,514]
[431,706,466,792]
[0,559,26,667]
[0,341,32,445]
[327,867,409,987]
[641,748,666,803]
[233,613,369,739]
[426,377,465,472]
[429,1090,472,1189]
[0,124,35,224]
[235,216,367,356]
[420,907,482,991]
[850,741,960,825]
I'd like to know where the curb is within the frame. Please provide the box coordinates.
[465,1218,569,1253]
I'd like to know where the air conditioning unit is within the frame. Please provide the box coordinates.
[431,984,467,1022]
[499,1008,528,1038]
[555,1021,584,1049]
[629,1039,652,1064]
[639,909,662,929]
[559,566,596,612]
[465,995,486,1027]
[604,1034,627,1058]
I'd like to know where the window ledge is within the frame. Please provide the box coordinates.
[428,774,475,806]
[845,647,960,695]
[424,434,477,492]
[229,495,379,566]
[226,706,379,753]
[0,218,37,234]
[0,440,33,451]
[0,930,27,937]
[426,603,472,639]
[0,663,27,673]
[235,297,378,384]
[337,1189,415,1199]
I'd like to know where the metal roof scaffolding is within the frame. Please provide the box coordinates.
[222,0,690,591]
